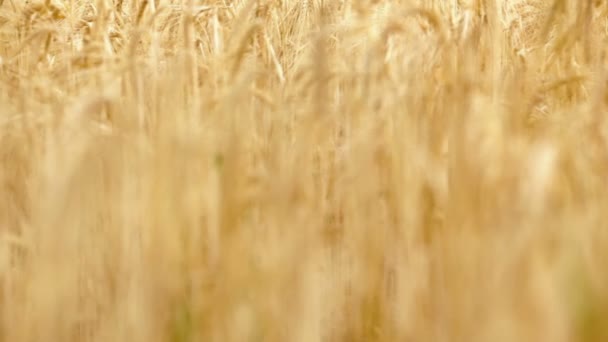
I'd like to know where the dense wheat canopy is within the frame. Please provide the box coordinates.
[1,0,608,341]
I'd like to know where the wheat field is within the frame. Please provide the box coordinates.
[0,0,607,341]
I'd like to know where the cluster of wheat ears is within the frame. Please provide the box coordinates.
[0,0,608,341]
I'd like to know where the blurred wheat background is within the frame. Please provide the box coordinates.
[1,0,608,341]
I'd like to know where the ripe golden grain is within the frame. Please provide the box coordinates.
[1,0,608,341]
